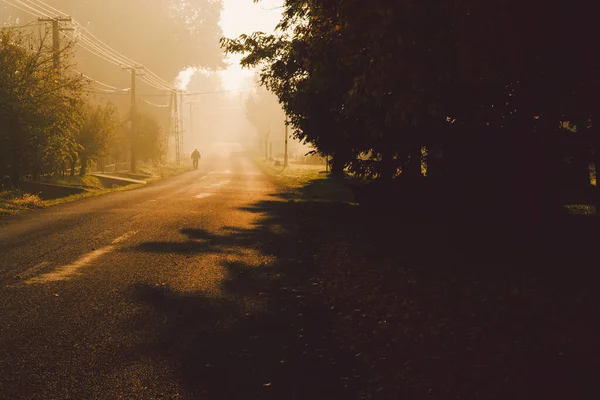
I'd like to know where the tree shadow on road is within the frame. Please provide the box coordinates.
[129,199,368,399]
[129,180,600,399]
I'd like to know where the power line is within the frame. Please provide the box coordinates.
[2,0,40,18]
[5,0,177,91]
[77,34,128,66]
[83,88,254,97]
[68,21,175,90]
[28,0,63,16]
[68,22,176,91]
[11,0,51,17]
[69,67,129,91]
[62,32,125,68]
[144,99,170,108]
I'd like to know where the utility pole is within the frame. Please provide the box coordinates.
[179,91,184,159]
[265,124,270,160]
[173,91,181,166]
[125,66,143,173]
[189,103,194,148]
[284,118,289,167]
[188,101,199,149]
[38,16,72,70]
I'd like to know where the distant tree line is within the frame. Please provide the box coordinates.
[222,0,600,221]
[0,30,166,187]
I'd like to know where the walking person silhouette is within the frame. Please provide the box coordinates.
[191,148,201,170]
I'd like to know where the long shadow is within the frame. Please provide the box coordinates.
[128,175,600,399]
[128,197,367,399]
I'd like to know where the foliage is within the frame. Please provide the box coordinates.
[223,0,600,211]
[134,113,167,166]
[0,29,85,186]
[75,102,119,175]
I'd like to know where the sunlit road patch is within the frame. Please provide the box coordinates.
[195,193,215,199]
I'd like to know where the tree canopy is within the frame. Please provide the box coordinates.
[222,0,600,216]
[0,29,85,185]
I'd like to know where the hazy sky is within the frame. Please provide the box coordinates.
[218,0,283,91]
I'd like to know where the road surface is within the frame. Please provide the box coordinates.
[0,144,361,399]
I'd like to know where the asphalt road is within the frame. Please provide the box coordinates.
[0,144,362,399]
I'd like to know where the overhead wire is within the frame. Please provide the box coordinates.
[144,99,170,108]
[61,32,125,68]
[69,67,129,91]
[13,0,178,91]
[27,0,62,16]
[10,0,51,17]
[66,20,176,90]
[3,0,178,97]
[77,35,135,69]
[1,0,41,18]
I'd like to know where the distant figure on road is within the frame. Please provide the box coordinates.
[191,149,201,170]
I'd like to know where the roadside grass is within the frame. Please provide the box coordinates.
[37,175,105,189]
[99,163,189,182]
[42,182,147,208]
[0,163,188,219]
[253,157,359,203]
[0,190,45,216]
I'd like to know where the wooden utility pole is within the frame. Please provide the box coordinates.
[173,91,181,165]
[125,66,143,172]
[179,91,184,160]
[188,101,199,148]
[38,16,72,70]
[265,125,270,160]
[284,118,289,167]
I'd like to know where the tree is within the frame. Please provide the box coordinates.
[0,29,85,186]
[224,0,600,218]
[244,83,285,158]
[75,102,119,176]
[134,113,167,166]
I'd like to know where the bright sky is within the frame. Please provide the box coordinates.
[175,0,282,91]
[218,0,283,91]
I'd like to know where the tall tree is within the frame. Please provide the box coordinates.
[75,102,119,176]
[0,29,85,186]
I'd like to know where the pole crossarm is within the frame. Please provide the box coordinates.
[38,16,72,70]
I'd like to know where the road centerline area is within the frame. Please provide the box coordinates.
[25,230,139,284]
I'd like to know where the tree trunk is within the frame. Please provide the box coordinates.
[330,154,345,178]
[70,158,76,177]
[379,148,395,181]
[80,157,88,176]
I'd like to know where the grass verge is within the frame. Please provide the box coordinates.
[42,182,147,208]
[253,156,358,203]
[0,163,188,219]
[0,191,45,217]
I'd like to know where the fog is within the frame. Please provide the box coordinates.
[0,0,308,170]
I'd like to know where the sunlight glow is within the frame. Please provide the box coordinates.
[218,0,283,92]
[176,66,196,91]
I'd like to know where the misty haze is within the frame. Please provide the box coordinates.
[1,0,599,399]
